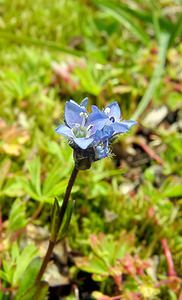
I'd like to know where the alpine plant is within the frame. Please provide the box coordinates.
[56,98,136,169]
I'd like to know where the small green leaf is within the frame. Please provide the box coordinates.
[15,258,41,300]
[18,282,48,300]
[57,199,75,241]
[32,282,49,300]
[13,244,37,285]
[162,185,182,198]
[27,157,41,196]
[8,199,27,232]
[50,198,61,242]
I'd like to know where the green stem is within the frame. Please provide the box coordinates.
[132,32,170,120]
[36,166,78,283]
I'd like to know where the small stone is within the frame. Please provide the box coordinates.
[26,224,49,241]
[143,106,168,128]
[44,262,69,287]
[119,182,135,195]
[104,209,118,222]
[54,242,67,265]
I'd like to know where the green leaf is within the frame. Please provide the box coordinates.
[57,199,75,241]
[13,244,38,285]
[0,159,11,190]
[162,185,182,198]
[27,157,42,196]
[15,258,41,300]
[42,166,63,195]
[77,255,108,277]
[18,177,41,201]
[8,199,27,232]
[32,282,49,300]
[2,180,25,197]
[18,282,48,300]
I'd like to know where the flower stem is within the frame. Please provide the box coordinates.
[36,240,55,283]
[36,166,79,283]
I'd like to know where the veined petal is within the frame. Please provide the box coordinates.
[65,101,86,128]
[80,97,88,107]
[87,111,108,133]
[105,102,121,122]
[111,122,130,134]
[94,125,114,143]
[91,105,101,114]
[55,124,74,138]
[120,120,137,128]
[69,99,80,107]
[73,137,94,149]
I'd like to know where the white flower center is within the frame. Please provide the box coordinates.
[79,112,88,118]
[72,112,93,138]
[79,112,88,127]
[72,125,88,138]
[72,123,93,139]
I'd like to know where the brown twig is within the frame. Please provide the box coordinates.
[134,137,164,165]
[161,239,176,277]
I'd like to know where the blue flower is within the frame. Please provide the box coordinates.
[55,98,137,169]
[92,101,137,137]
[93,126,114,160]
[56,98,107,150]
[90,102,136,161]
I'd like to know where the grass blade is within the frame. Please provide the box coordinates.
[95,0,150,44]
[0,31,84,57]
[132,32,170,119]
[168,13,182,47]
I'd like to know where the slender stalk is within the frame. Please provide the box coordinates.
[36,240,55,283]
[58,166,78,227]
[36,166,78,283]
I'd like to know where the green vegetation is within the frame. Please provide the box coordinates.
[0,0,182,299]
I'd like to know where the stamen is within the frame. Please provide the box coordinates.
[105,107,111,114]
[80,112,88,118]
[87,125,93,131]
[80,112,88,127]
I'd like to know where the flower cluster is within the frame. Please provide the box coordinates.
[56,98,136,169]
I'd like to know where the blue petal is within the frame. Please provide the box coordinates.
[94,141,109,160]
[80,97,88,107]
[65,101,86,128]
[55,125,74,138]
[111,122,131,134]
[91,105,101,114]
[87,110,108,132]
[73,137,94,149]
[69,99,80,107]
[120,120,137,128]
[94,125,114,143]
[105,102,121,122]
